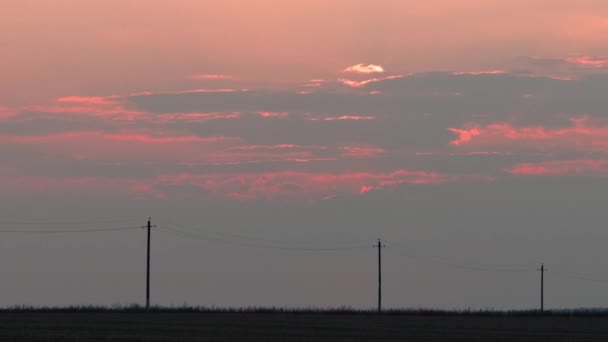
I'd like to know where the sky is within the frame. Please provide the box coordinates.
[1,0,608,310]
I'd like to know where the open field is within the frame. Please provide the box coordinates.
[2,308,608,341]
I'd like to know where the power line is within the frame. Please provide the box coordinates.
[549,270,608,284]
[0,226,141,234]
[0,218,141,225]
[389,241,531,269]
[394,249,534,273]
[160,220,372,246]
[158,226,369,251]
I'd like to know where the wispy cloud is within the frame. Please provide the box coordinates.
[452,70,507,75]
[309,115,376,121]
[188,74,237,81]
[507,160,607,176]
[152,169,446,201]
[562,56,608,68]
[448,117,608,152]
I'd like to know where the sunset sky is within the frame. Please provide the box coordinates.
[1,1,608,310]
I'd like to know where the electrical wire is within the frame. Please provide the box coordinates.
[393,249,534,273]
[0,218,142,225]
[159,219,372,246]
[0,226,141,234]
[158,226,369,251]
[549,270,608,283]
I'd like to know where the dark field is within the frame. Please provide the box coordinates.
[2,310,608,341]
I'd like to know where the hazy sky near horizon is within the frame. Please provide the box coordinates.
[1,1,608,310]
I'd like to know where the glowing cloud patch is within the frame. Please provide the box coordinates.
[563,56,608,68]
[507,160,607,176]
[152,169,446,201]
[157,112,241,123]
[339,75,404,88]
[0,131,237,144]
[222,144,327,152]
[340,146,385,158]
[344,64,385,74]
[56,95,121,105]
[447,128,481,145]
[309,115,376,121]
[448,117,608,152]
[188,74,236,81]
[0,107,17,119]
[258,111,288,118]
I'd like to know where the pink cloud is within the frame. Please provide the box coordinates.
[447,127,481,145]
[130,88,245,97]
[448,117,608,152]
[2,168,439,201]
[309,115,376,121]
[153,169,446,201]
[341,146,385,158]
[344,64,385,74]
[21,95,144,121]
[563,56,608,68]
[507,160,607,176]
[258,111,289,118]
[157,112,241,123]
[1,131,240,163]
[452,70,507,75]
[0,166,159,199]
[338,75,404,88]
[222,144,327,152]
[0,107,17,119]
[1,131,235,144]
[208,144,333,166]
[56,95,121,105]
[188,74,236,81]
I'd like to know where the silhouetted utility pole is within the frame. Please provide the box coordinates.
[538,264,547,313]
[375,239,386,313]
[143,218,155,309]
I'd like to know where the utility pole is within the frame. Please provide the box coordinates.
[538,264,547,313]
[375,239,386,313]
[143,218,155,309]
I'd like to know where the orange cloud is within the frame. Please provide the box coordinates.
[344,64,385,74]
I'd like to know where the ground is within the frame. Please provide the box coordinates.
[2,311,608,341]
